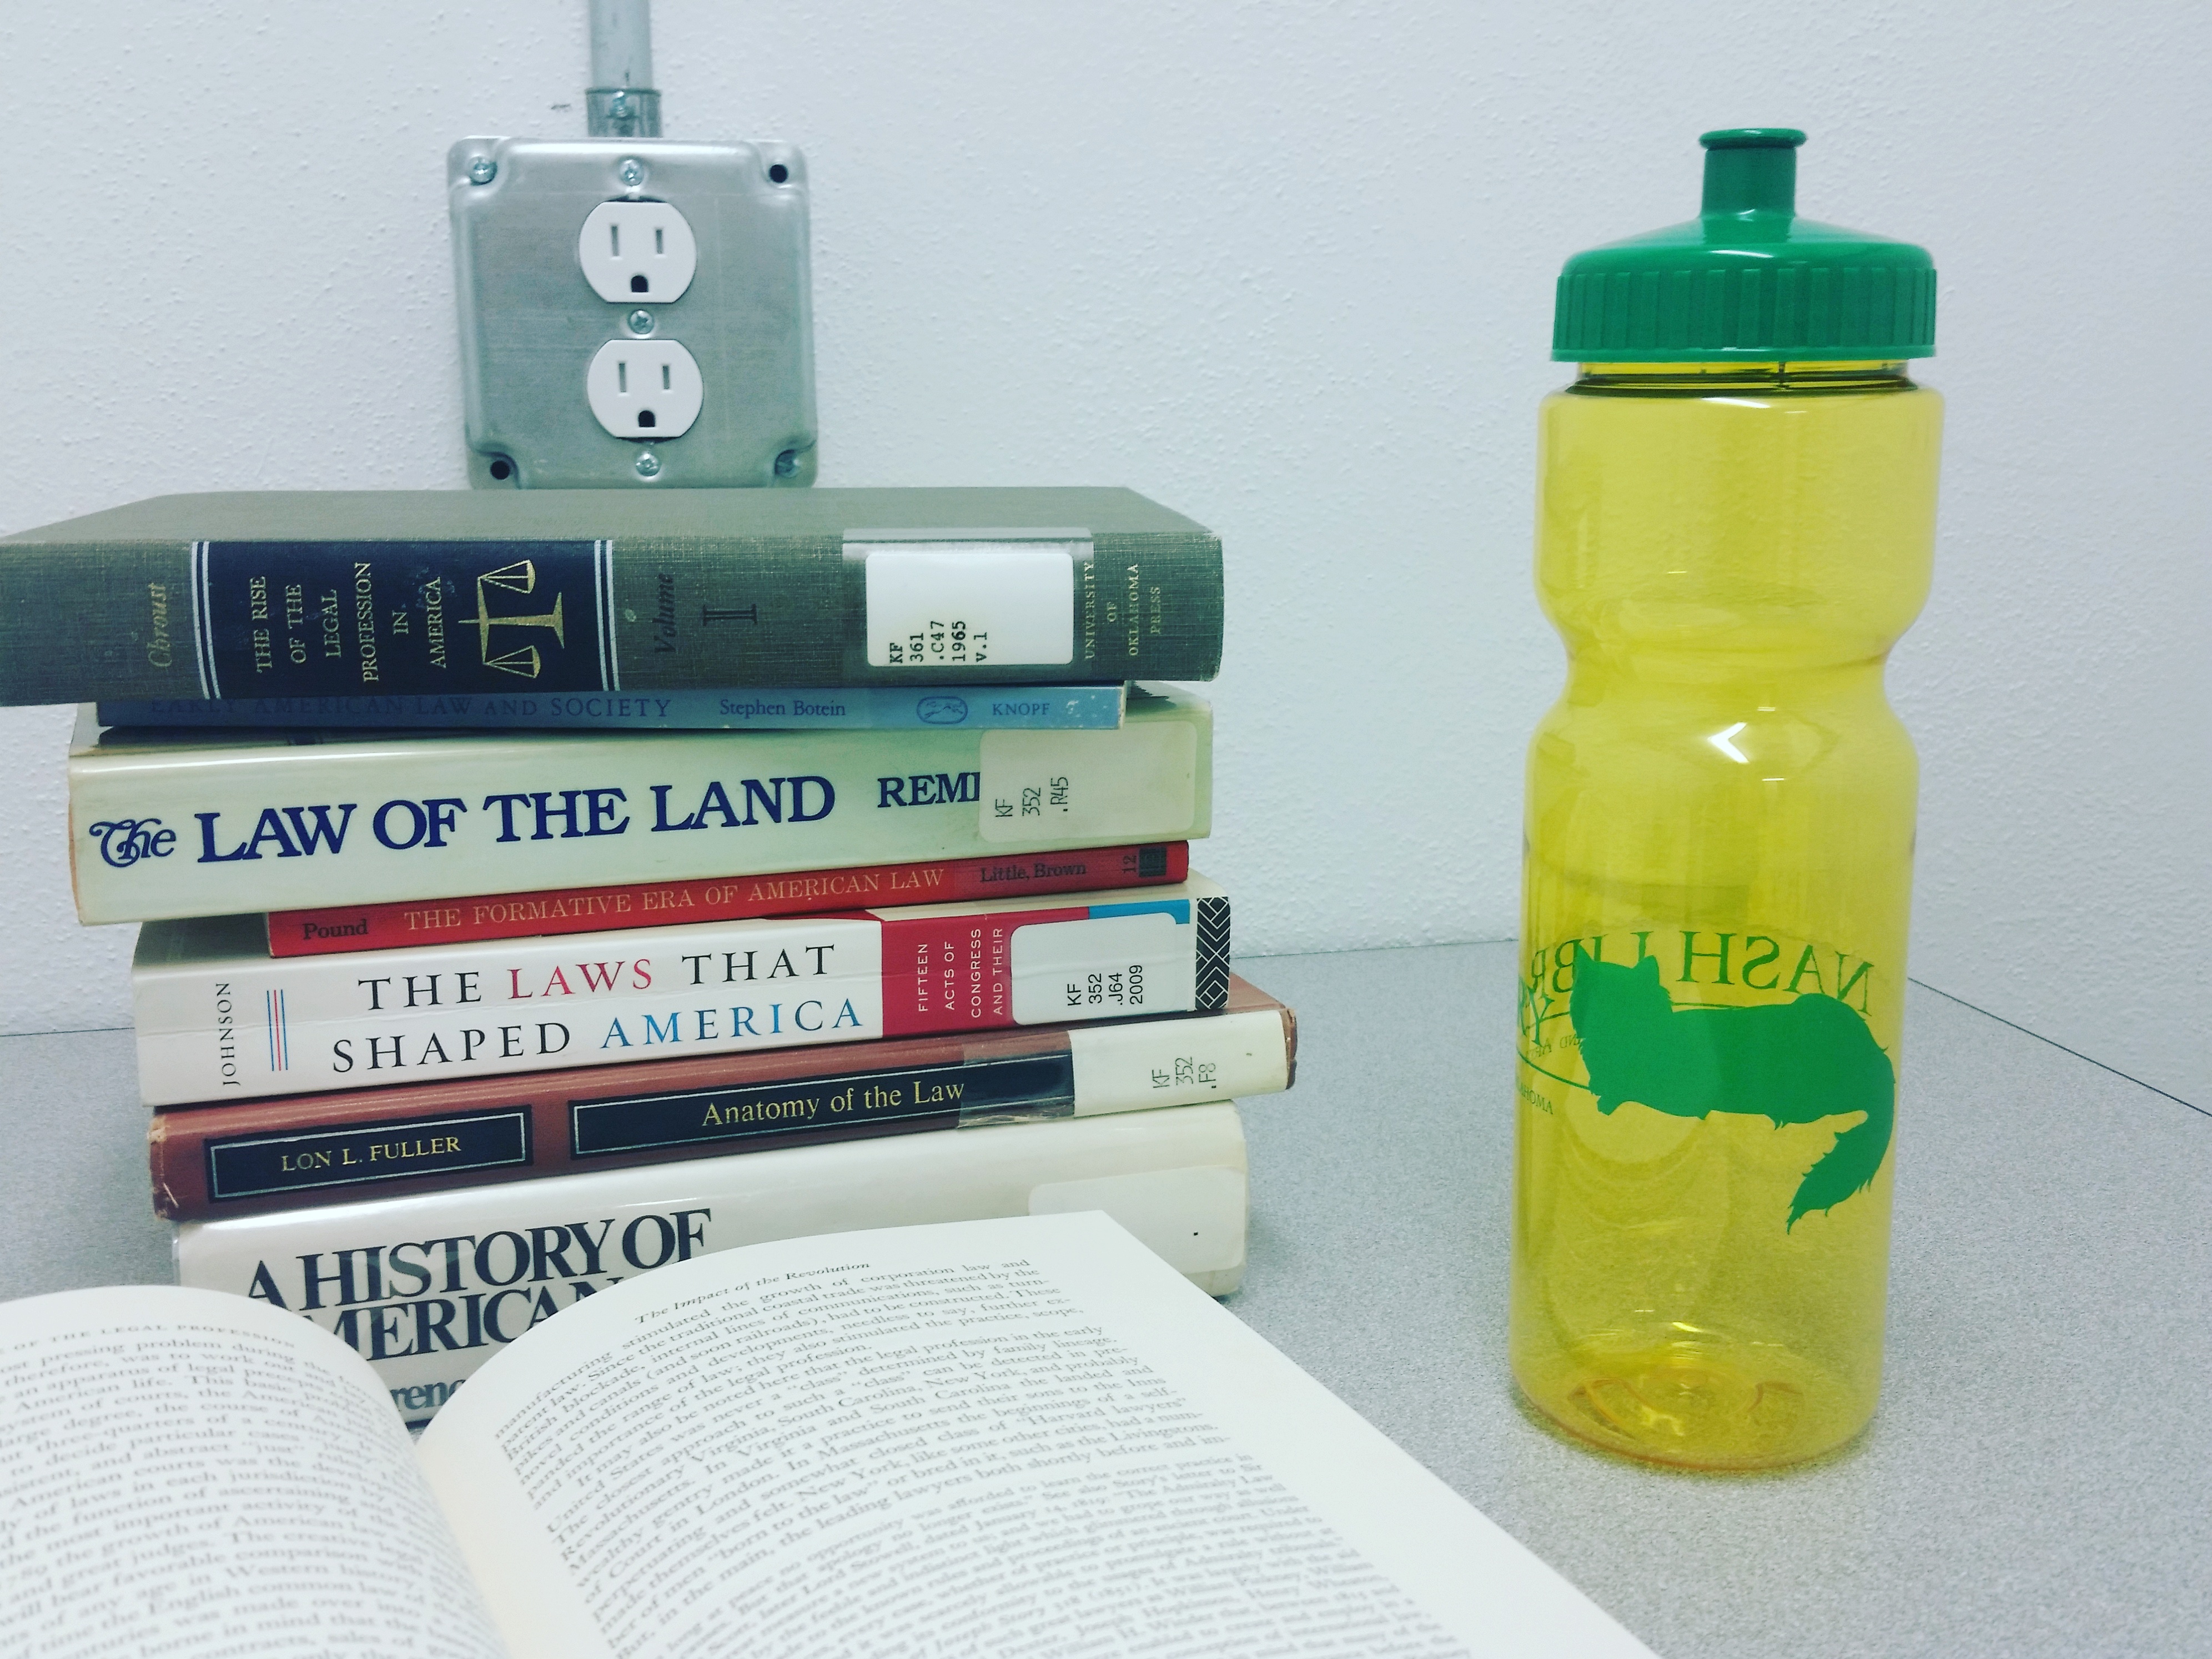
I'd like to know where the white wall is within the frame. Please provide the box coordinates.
[1,2,2204,1102]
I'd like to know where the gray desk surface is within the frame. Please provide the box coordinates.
[3,941,2206,1658]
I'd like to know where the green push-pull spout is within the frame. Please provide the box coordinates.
[1700,127,1805,218]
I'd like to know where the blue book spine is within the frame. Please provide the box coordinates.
[97,685,1126,732]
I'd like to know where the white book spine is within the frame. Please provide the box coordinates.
[173,1101,1249,1424]
[132,878,1228,1106]
[69,691,1209,923]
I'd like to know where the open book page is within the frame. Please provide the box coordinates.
[0,1284,505,1659]
[419,1212,1652,1658]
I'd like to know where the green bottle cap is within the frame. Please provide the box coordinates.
[1551,129,1936,362]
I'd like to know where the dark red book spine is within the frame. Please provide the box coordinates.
[265,842,1187,956]
[147,977,1294,1220]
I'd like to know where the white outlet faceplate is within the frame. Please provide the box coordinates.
[577,199,698,303]
[585,338,705,438]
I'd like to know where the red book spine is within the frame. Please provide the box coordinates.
[877,908,1087,1036]
[266,842,1188,957]
[146,976,1294,1220]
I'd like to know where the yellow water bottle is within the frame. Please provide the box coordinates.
[1509,129,1942,1470]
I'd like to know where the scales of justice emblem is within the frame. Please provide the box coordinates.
[472,560,565,678]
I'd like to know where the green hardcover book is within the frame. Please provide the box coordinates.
[0,487,1223,706]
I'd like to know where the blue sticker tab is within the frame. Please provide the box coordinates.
[195,540,614,698]
[1085,899,1192,924]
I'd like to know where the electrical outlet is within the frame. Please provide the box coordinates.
[586,338,703,436]
[448,138,816,489]
[577,199,697,303]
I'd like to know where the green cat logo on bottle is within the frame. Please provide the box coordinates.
[1519,932,1895,1229]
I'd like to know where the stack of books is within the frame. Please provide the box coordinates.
[9,485,1296,1425]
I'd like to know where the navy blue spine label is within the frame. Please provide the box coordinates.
[205,1110,532,1201]
[571,1052,1078,1157]
[194,540,615,698]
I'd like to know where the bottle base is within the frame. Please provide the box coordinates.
[1512,1344,1874,1472]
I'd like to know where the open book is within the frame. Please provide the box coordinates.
[1,1213,1653,1658]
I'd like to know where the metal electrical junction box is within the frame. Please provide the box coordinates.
[449,137,817,489]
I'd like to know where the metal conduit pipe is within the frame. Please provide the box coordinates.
[586,0,661,137]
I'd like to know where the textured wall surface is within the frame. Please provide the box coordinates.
[0,2,2203,1102]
